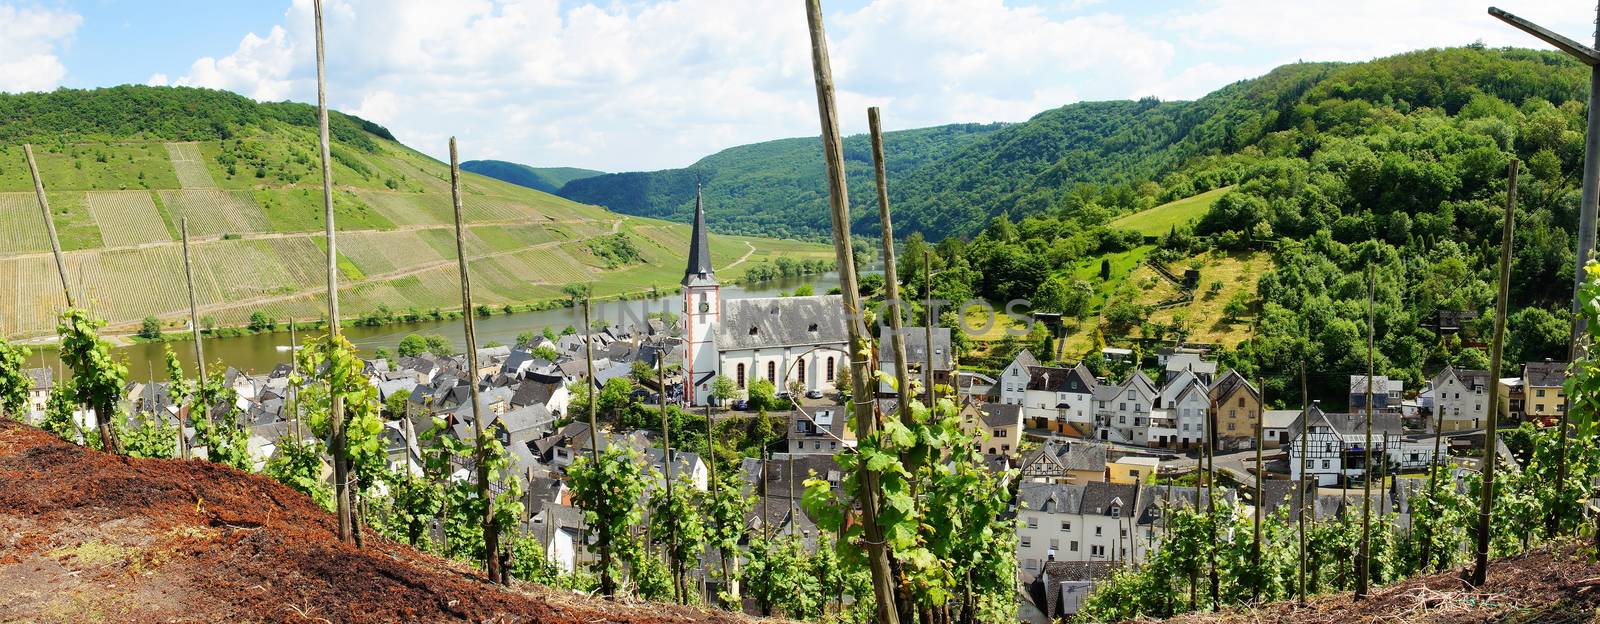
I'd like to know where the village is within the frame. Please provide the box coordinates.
[8,192,1571,621]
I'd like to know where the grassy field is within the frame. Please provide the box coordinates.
[1110,186,1232,236]
[0,131,831,338]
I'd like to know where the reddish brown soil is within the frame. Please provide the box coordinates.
[0,420,773,624]
[1152,541,1600,623]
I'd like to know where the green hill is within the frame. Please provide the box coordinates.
[554,122,1005,239]
[0,86,831,339]
[459,160,604,194]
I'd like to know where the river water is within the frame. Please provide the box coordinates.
[30,272,842,382]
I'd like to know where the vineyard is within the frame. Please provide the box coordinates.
[0,126,831,338]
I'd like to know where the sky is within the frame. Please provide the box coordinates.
[5,0,1600,172]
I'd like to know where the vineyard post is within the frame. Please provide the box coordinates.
[1206,394,1218,611]
[180,217,211,435]
[1297,361,1309,604]
[803,1,901,621]
[1420,359,1449,571]
[1473,159,1519,587]
[1357,264,1375,599]
[581,298,613,595]
[311,0,352,545]
[1487,6,1600,534]
[289,317,300,442]
[924,251,936,405]
[24,144,74,308]
[1253,376,1263,604]
[868,107,915,432]
[656,352,682,603]
[449,137,500,584]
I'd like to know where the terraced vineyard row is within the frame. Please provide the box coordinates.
[164,143,217,189]
[86,191,172,247]
[158,190,272,237]
[0,194,48,255]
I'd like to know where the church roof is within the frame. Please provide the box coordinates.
[715,295,848,351]
[682,185,716,287]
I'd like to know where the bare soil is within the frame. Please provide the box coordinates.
[0,420,774,624]
[1152,541,1600,623]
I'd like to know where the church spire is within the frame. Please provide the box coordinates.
[682,184,715,286]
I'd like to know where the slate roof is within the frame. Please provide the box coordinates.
[1349,375,1403,395]
[981,403,1024,428]
[881,326,955,370]
[1164,353,1217,376]
[1018,482,1083,514]
[683,186,716,287]
[1009,349,1041,370]
[715,295,848,351]
[1079,482,1137,516]
[1019,439,1107,476]
[1525,361,1568,387]
[511,380,561,409]
[1434,366,1492,392]
[1209,369,1258,402]
[25,368,52,390]
[1027,363,1097,394]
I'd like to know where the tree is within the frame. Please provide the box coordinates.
[515,330,535,347]
[57,309,126,454]
[792,283,815,297]
[116,411,177,459]
[744,534,819,617]
[746,378,779,412]
[1224,292,1251,321]
[0,339,30,421]
[531,345,560,361]
[709,375,739,406]
[138,316,163,340]
[649,474,706,603]
[568,445,651,596]
[384,389,411,419]
[248,310,276,332]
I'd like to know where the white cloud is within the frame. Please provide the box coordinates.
[172,25,296,101]
[156,0,1600,172]
[0,4,83,92]
[146,73,170,87]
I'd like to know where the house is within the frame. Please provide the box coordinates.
[1161,372,1209,450]
[1208,371,1260,450]
[510,379,569,416]
[1349,375,1404,413]
[25,368,52,414]
[1107,455,1159,485]
[679,189,849,405]
[876,326,955,396]
[1016,481,1140,573]
[967,402,1024,457]
[1287,405,1415,486]
[1524,360,1568,426]
[997,349,1042,409]
[1034,561,1117,622]
[1093,371,1156,445]
[1428,367,1492,432]
[1024,363,1098,435]
[1162,353,1217,385]
[786,407,850,455]
[1020,439,1108,485]
[645,448,709,492]
[1261,409,1299,448]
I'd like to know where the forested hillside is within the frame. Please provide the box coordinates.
[911,45,1587,407]
[554,122,1004,239]
[0,86,830,339]
[459,160,604,194]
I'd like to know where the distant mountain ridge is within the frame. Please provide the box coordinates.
[459,160,605,194]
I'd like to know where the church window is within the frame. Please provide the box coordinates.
[767,361,776,383]
[798,359,807,384]
[737,364,746,388]
[827,357,836,381]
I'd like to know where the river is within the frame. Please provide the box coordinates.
[29,272,842,382]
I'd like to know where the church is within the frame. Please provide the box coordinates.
[680,189,850,406]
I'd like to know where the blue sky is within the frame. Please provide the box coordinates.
[5,0,1598,172]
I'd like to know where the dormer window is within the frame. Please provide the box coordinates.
[749,326,759,336]
[808,323,818,332]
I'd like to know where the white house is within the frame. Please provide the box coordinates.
[1024,362,1098,436]
[998,349,1042,407]
[1093,371,1156,445]
[1287,405,1420,486]
[1428,366,1491,432]
[1160,371,1210,450]
[1017,481,1142,574]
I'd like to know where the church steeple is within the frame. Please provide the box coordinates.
[682,184,716,286]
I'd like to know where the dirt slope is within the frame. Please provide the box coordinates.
[1151,541,1600,624]
[0,420,768,624]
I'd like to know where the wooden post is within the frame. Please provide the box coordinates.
[803,1,900,621]
[868,107,915,429]
[311,0,352,545]
[180,218,212,436]
[450,137,500,583]
[580,298,613,595]
[1421,363,1449,572]
[1473,159,1518,587]
[657,353,683,603]
[1297,361,1309,604]
[1356,264,1375,600]
[1206,395,1218,611]
[290,317,300,442]
[924,251,936,405]
[24,144,73,308]
[1253,376,1264,603]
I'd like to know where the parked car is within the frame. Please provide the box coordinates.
[733,399,750,411]
[805,389,824,399]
